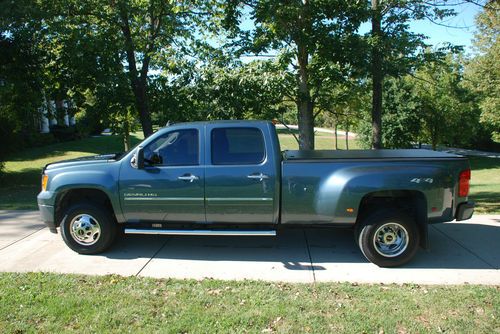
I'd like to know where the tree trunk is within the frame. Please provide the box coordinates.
[134,80,153,137]
[431,120,438,151]
[118,4,154,138]
[334,122,338,150]
[122,114,131,152]
[55,100,64,124]
[346,127,349,150]
[296,44,314,150]
[295,0,314,151]
[123,131,130,152]
[371,0,383,149]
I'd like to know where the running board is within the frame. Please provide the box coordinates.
[124,228,276,237]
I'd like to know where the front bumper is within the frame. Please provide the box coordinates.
[37,191,57,233]
[38,204,57,233]
[456,201,475,221]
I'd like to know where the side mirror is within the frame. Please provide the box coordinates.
[133,147,145,169]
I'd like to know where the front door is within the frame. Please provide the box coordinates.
[204,126,277,224]
[119,128,205,223]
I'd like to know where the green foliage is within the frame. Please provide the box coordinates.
[413,53,480,150]
[0,12,45,158]
[222,0,368,149]
[315,75,368,137]
[357,77,421,149]
[48,125,79,142]
[194,61,292,120]
[465,1,500,142]
[110,107,140,151]
[357,52,484,150]
[0,0,497,154]
[149,59,295,126]
[380,78,422,148]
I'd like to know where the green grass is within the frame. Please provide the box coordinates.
[0,272,498,333]
[469,157,500,214]
[0,133,497,213]
[0,133,144,210]
[278,133,360,150]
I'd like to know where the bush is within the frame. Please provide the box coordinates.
[49,125,78,141]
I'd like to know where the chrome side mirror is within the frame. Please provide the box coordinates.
[132,147,145,169]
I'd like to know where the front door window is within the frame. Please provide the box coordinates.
[144,129,199,166]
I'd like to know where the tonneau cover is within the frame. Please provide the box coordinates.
[283,149,465,161]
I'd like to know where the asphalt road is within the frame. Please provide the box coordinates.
[0,210,499,285]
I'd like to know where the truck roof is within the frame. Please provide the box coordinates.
[165,120,273,128]
[283,149,466,161]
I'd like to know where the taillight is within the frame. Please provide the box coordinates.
[458,169,470,197]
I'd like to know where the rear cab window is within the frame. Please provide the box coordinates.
[211,127,265,165]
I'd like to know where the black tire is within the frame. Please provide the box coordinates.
[60,203,117,254]
[355,209,419,267]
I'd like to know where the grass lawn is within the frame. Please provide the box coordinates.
[0,133,144,210]
[278,133,360,150]
[0,132,497,213]
[0,272,498,333]
[468,157,500,214]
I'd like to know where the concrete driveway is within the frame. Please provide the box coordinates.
[0,210,499,285]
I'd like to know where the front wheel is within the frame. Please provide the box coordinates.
[356,210,419,267]
[60,203,117,254]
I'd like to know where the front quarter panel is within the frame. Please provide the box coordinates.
[41,162,121,219]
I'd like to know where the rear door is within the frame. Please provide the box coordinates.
[204,124,277,224]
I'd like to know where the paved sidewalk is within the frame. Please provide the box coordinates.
[0,210,499,285]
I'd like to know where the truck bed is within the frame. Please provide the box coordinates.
[283,149,466,161]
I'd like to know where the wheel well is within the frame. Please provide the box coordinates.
[357,190,429,249]
[55,188,115,227]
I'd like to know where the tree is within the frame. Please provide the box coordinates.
[315,76,368,149]
[37,0,219,138]
[370,0,383,149]
[357,76,421,149]
[0,0,45,163]
[413,53,478,150]
[465,1,500,141]
[367,0,456,148]
[223,0,367,150]
[150,58,293,127]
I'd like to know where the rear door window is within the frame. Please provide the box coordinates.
[211,128,265,165]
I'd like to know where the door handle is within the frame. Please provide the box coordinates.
[247,173,269,181]
[178,174,199,182]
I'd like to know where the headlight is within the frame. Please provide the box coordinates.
[41,174,49,191]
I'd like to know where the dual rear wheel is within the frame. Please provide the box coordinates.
[356,209,420,267]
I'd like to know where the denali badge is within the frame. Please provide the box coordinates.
[410,178,433,184]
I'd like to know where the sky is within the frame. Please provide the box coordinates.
[408,2,481,53]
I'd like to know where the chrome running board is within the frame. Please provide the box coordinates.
[124,229,276,236]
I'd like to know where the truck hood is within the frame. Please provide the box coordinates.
[43,153,120,172]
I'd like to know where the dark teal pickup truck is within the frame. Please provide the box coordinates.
[38,120,474,267]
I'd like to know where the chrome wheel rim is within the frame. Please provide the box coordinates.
[69,214,101,246]
[373,222,409,258]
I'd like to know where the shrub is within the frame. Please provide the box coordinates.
[49,125,78,141]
